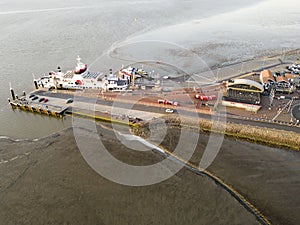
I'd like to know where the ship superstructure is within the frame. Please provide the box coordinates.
[34,56,129,91]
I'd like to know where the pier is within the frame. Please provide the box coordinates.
[7,89,158,127]
[8,86,300,133]
[7,49,300,132]
[9,98,66,118]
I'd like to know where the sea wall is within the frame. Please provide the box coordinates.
[131,115,300,151]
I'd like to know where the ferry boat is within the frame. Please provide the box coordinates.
[34,56,129,91]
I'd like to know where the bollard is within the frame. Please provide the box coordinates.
[10,88,15,100]
[34,81,38,89]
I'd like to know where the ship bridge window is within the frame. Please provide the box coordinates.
[117,80,126,86]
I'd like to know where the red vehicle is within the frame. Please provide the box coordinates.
[208,95,217,100]
[201,96,208,101]
[195,94,216,101]
[157,99,179,106]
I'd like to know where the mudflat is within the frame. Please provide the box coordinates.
[0,125,299,225]
[159,127,300,225]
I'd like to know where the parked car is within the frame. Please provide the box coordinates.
[32,96,38,101]
[66,98,73,104]
[29,94,35,98]
[39,98,45,102]
[43,98,49,103]
[158,99,165,104]
[165,108,174,113]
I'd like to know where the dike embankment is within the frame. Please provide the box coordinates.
[131,115,300,151]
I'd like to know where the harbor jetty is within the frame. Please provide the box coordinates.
[8,50,300,149]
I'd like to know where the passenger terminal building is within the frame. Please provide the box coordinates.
[222,68,298,112]
[222,79,264,112]
[260,69,296,93]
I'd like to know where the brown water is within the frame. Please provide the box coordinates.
[1,0,299,139]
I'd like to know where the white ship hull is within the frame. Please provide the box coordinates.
[34,56,129,91]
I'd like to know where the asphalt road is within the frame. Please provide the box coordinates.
[34,90,300,133]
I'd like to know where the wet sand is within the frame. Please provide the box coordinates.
[158,128,300,225]
[1,124,300,224]
[209,141,300,225]
[0,126,261,225]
